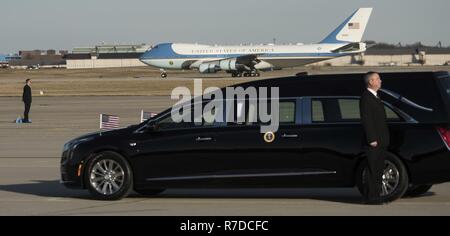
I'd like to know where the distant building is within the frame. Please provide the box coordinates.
[9,50,65,68]
[65,44,151,69]
[312,47,450,67]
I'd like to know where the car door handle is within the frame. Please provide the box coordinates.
[195,137,214,142]
[282,134,299,139]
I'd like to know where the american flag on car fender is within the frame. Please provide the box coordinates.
[100,114,120,130]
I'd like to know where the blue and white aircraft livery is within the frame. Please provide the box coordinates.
[140,8,373,78]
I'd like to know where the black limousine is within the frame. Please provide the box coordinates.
[61,71,450,201]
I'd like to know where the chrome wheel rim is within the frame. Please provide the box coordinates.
[90,159,125,195]
[362,160,400,197]
[381,161,400,196]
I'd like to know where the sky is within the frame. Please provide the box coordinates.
[1,0,450,53]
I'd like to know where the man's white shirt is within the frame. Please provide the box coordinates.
[367,88,378,98]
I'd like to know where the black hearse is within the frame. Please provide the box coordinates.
[61,72,450,201]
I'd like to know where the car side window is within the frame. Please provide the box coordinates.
[157,102,225,130]
[312,100,325,122]
[202,102,226,127]
[338,99,360,120]
[247,100,296,125]
[158,113,193,130]
[311,98,401,123]
[385,107,401,120]
[279,101,296,123]
[229,99,297,126]
[226,100,248,126]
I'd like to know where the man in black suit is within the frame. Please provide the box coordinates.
[359,72,390,204]
[22,79,32,123]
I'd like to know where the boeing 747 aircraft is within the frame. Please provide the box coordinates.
[140,8,373,78]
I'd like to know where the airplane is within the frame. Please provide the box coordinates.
[140,8,373,79]
[0,54,8,68]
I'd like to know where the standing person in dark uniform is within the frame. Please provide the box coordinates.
[359,72,390,204]
[22,79,32,123]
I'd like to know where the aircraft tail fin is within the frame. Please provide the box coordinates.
[320,8,373,44]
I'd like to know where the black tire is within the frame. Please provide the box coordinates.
[404,185,433,198]
[134,189,165,196]
[356,153,409,202]
[161,73,167,79]
[85,151,133,200]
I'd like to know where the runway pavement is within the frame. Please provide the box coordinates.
[1,95,450,215]
[1,66,448,97]
[1,157,450,215]
[0,96,174,158]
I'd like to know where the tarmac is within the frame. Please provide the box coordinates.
[1,94,450,215]
[1,157,450,216]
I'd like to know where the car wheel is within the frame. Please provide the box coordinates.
[134,189,165,196]
[85,151,133,200]
[403,185,433,198]
[356,153,409,202]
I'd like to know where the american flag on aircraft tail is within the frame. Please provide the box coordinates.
[100,114,120,130]
[348,22,360,29]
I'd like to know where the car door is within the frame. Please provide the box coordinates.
[208,98,312,187]
[296,97,405,186]
[129,104,224,188]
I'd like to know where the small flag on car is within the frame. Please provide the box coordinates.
[141,110,158,122]
[100,114,120,130]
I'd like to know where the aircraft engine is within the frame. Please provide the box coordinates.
[219,59,249,71]
[199,63,220,73]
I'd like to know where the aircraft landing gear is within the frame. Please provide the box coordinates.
[160,71,167,79]
[231,72,242,77]
[231,71,260,78]
[242,71,260,77]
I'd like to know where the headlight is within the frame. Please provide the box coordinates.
[62,136,96,163]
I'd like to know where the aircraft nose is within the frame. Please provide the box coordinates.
[140,49,153,61]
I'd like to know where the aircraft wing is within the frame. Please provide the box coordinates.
[197,54,262,68]
[235,54,261,65]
